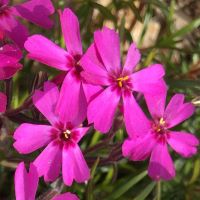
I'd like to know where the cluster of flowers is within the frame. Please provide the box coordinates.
[0,0,199,199]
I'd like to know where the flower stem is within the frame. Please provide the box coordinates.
[156,181,161,200]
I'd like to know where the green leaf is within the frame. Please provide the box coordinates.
[159,17,200,46]
[138,4,153,47]
[167,79,200,90]
[105,170,147,199]
[86,157,100,200]
[146,0,169,16]
[89,131,102,147]
[188,159,200,185]
[134,182,156,200]
[121,0,142,22]
[90,2,116,22]
[91,157,100,178]
[171,17,200,39]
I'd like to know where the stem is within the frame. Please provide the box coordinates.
[156,181,161,200]
[5,78,13,109]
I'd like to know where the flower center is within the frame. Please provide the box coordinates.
[75,62,82,73]
[152,118,167,135]
[116,76,129,88]
[62,129,71,140]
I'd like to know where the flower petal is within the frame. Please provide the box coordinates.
[164,94,195,128]
[1,0,9,5]
[123,43,141,73]
[52,192,79,200]
[13,123,53,154]
[82,82,103,103]
[80,43,110,86]
[34,141,62,182]
[15,162,38,200]
[148,143,175,180]
[123,92,151,138]
[59,8,82,56]
[164,94,184,116]
[94,27,121,73]
[71,127,90,144]
[12,0,54,29]
[131,64,165,93]
[87,86,120,133]
[0,44,22,79]
[56,70,87,126]
[0,44,22,62]
[167,131,199,157]
[144,79,167,118]
[0,15,28,48]
[33,81,59,126]
[122,133,155,161]
[24,35,73,71]
[62,144,90,186]
[0,92,7,113]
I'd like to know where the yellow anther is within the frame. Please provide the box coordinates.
[118,81,122,87]
[159,118,165,125]
[117,76,129,81]
[63,129,71,139]
[117,76,129,87]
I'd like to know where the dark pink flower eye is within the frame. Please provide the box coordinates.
[152,118,167,135]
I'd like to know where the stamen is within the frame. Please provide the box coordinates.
[63,129,71,139]
[117,76,129,88]
[152,118,167,135]
[159,118,165,125]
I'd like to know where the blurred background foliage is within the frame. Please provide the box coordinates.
[1,0,200,199]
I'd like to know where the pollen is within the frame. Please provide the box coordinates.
[63,129,71,139]
[117,76,129,88]
[152,118,167,135]
[159,118,165,125]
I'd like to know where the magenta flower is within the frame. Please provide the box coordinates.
[0,0,54,48]
[24,8,100,125]
[0,92,6,112]
[80,27,166,133]
[13,82,90,186]
[122,91,199,180]
[15,162,79,200]
[52,193,79,200]
[15,162,38,200]
[0,44,22,79]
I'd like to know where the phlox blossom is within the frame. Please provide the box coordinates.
[24,8,100,125]
[15,162,79,200]
[80,27,166,133]
[13,82,90,186]
[122,91,199,180]
[0,44,22,79]
[0,0,54,47]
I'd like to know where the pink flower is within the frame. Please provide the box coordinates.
[0,0,54,48]
[15,162,79,200]
[24,8,100,125]
[13,82,90,186]
[0,44,22,79]
[80,27,166,133]
[122,91,199,180]
[15,162,38,200]
[0,92,7,112]
[52,193,79,200]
